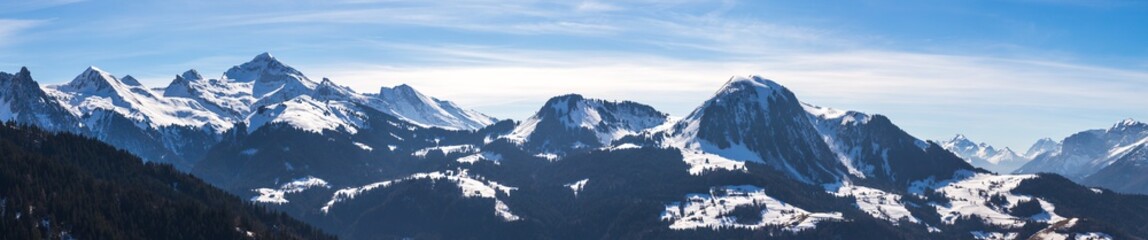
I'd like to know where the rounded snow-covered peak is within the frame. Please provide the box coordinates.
[709,75,796,106]
[223,52,310,83]
[681,75,800,127]
[728,75,785,89]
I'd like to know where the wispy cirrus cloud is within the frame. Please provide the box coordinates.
[0,0,86,14]
[0,19,48,47]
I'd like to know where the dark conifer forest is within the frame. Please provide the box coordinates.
[0,122,334,240]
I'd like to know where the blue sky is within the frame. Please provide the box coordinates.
[1,0,1146,150]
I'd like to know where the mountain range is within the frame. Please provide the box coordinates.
[1015,119,1148,195]
[3,53,1147,239]
[1,53,495,170]
[938,134,1058,174]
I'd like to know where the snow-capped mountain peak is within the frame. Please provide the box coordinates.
[62,66,123,95]
[223,53,316,102]
[371,84,497,131]
[1018,119,1148,194]
[1024,138,1061,159]
[180,69,204,81]
[661,76,844,179]
[508,94,667,155]
[1110,118,1146,133]
[940,134,1029,173]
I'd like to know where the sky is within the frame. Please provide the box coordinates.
[1,0,1146,151]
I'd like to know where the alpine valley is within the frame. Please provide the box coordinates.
[3,53,1147,239]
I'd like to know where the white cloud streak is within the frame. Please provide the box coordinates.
[0,19,47,47]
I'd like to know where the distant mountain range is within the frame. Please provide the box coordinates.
[1015,119,1148,195]
[3,53,1147,239]
[938,134,1058,174]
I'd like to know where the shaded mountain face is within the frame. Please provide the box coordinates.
[0,68,84,133]
[1015,119,1148,180]
[0,123,333,240]
[940,134,1030,173]
[505,94,669,155]
[1015,119,1148,194]
[650,76,974,187]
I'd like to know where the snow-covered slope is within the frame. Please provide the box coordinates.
[507,94,668,155]
[369,84,497,131]
[163,68,256,120]
[46,66,233,132]
[940,135,1029,173]
[660,185,844,231]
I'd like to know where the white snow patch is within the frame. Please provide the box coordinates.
[353,142,372,151]
[1075,232,1114,240]
[457,152,503,164]
[322,169,520,221]
[412,144,476,157]
[824,182,919,224]
[909,171,1064,228]
[250,176,330,204]
[494,199,521,221]
[660,185,843,231]
[970,231,1019,240]
[245,96,365,134]
[504,116,540,144]
[610,143,642,150]
[565,179,589,197]
[534,153,560,161]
